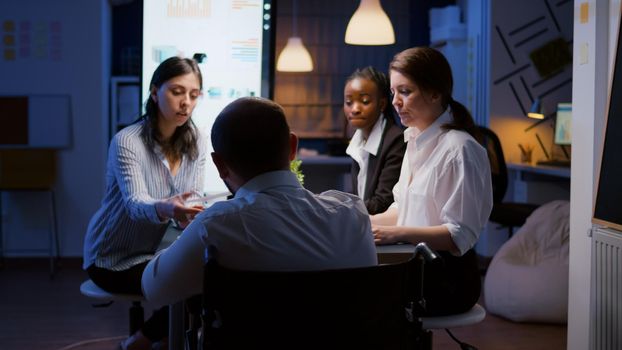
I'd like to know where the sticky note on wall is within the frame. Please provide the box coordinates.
[580,3,589,24]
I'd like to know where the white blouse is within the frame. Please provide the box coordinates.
[391,109,492,255]
[346,116,386,200]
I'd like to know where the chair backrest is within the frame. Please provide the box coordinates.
[476,126,508,204]
[202,257,421,350]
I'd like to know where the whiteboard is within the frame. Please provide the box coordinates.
[142,0,274,194]
[594,17,622,231]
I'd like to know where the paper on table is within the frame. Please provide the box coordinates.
[184,191,230,205]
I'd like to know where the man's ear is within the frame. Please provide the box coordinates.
[211,152,229,179]
[288,132,299,161]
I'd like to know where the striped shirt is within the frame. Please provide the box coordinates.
[83,122,208,271]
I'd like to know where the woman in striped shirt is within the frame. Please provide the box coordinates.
[83,56,208,350]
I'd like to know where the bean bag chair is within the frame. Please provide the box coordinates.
[484,200,570,323]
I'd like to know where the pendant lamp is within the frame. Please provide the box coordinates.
[276,0,313,72]
[345,0,395,45]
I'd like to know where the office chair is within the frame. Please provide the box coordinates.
[193,243,482,350]
[200,259,418,349]
[477,126,539,237]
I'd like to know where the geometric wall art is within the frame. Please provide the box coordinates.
[491,0,573,118]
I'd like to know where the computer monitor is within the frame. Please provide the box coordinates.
[142,0,275,194]
[554,103,572,145]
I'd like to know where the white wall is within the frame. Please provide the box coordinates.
[568,1,620,349]
[0,0,110,257]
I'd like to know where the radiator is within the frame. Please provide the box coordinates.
[592,227,622,350]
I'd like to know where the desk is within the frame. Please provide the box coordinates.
[376,243,415,264]
[506,162,570,179]
[506,162,570,204]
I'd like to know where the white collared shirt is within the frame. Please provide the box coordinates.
[391,109,492,255]
[142,170,378,305]
[346,116,386,200]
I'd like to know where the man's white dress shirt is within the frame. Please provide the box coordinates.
[142,170,377,306]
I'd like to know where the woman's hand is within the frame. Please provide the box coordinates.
[155,192,204,227]
[372,225,403,245]
[174,204,204,229]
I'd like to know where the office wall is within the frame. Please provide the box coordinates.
[273,0,454,141]
[490,0,573,164]
[0,0,111,256]
[274,0,412,140]
[0,0,453,257]
[470,0,573,256]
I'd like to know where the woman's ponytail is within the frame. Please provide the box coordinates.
[444,98,478,139]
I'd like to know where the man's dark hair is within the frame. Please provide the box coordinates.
[211,97,291,180]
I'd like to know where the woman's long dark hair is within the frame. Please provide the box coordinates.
[142,56,202,161]
[389,47,478,138]
[345,66,397,125]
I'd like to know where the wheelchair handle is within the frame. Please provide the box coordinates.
[413,242,440,262]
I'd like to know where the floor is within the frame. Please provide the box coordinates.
[0,259,567,350]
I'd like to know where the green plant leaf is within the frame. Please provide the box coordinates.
[290,158,304,185]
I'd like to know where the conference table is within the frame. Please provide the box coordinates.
[376,242,417,263]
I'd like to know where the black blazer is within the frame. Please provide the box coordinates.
[351,117,406,215]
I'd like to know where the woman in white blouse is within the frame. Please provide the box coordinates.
[371,47,493,316]
[83,57,208,350]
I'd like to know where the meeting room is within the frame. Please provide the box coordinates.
[0,1,618,350]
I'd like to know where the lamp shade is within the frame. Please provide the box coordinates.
[276,37,313,72]
[527,99,544,119]
[345,0,395,45]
